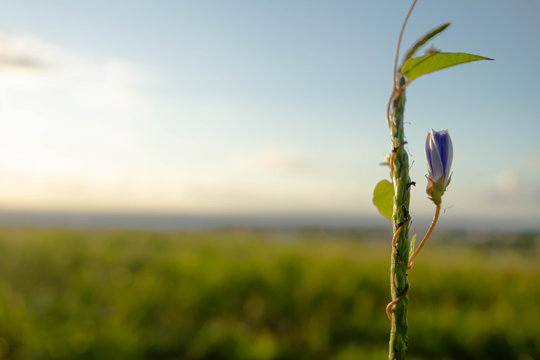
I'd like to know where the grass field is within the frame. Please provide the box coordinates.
[0,227,538,359]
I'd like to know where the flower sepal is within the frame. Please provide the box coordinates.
[426,174,451,206]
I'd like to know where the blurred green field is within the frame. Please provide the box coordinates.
[0,227,538,360]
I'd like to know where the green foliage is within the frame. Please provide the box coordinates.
[0,227,538,360]
[409,233,417,259]
[402,52,493,81]
[403,22,450,62]
[372,179,393,219]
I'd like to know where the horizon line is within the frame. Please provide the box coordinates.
[0,209,537,232]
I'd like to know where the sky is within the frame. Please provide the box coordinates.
[0,1,538,228]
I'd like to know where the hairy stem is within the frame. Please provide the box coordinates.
[388,75,411,360]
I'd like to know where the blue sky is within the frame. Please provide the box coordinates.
[0,1,538,227]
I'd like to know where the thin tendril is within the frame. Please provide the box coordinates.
[393,0,418,91]
[408,205,441,269]
[390,151,396,179]
[386,94,393,127]
[386,0,418,128]
[386,280,410,322]
[391,223,405,248]
[386,221,409,322]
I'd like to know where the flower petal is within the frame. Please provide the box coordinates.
[433,130,449,172]
[425,131,433,175]
[428,130,444,180]
[444,132,453,183]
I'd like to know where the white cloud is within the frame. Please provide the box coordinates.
[232,147,319,173]
[495,169,520,195]
[481,167,540,211]
[0,34,54,72]
[0,33,144,110]
[0,33,156,209]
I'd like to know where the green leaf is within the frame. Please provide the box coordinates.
[403,22,451,61]
[373,180,393,219]
[409,234,417,258]
[401,52,493,81]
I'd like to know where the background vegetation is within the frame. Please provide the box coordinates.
[0,227,538,359]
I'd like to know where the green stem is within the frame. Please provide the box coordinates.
[388,75,411,360]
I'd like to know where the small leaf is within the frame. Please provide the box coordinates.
[409,234,417,258]
[403,22,451,61]
[402,52,493,81]
[373,179,393,219]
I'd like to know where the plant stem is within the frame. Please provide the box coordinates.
[388,75,411,360]
[408,205,441,269]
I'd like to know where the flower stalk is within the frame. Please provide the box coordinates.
[408,205,440,269]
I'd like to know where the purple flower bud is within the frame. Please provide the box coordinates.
[426,129,453,184]
[425,129,453,205]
